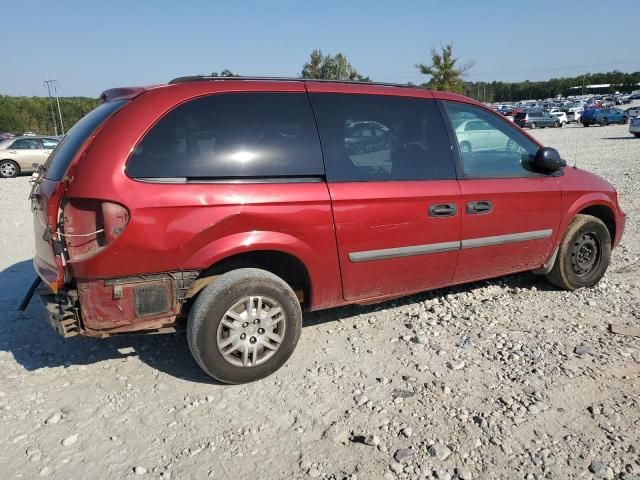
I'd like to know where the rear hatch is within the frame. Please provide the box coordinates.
[31,99,129,292]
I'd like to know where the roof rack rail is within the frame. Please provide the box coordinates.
[168,75,418,89]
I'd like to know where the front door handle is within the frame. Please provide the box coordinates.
[467,200,493,214]
[428,203,458,217]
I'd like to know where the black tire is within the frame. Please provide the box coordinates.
[634,133,640,138]
[459,141,472,153]
[530,122,537,129]
[599,118,608,126]
[620,117,627,125]
[0,160,20,178]
[582,123,589,127]
[545,214,611,291]
[553,121,560,128]
[187,268,302,384]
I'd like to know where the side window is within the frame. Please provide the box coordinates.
[310,93,456,182]
[41,138,59,149]
[127,93,324,179]
[443,101,540,178]
[11,138,41,150]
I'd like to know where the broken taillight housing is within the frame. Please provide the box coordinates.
[61,199,129,261]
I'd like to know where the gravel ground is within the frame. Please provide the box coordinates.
[0,114,639,480]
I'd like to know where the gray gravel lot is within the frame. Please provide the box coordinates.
[0,117,638,480]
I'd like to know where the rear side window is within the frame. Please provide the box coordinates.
[127,93,324,179]
[11,138,41,149]
[310,93,456,182]
[44,100,126,181]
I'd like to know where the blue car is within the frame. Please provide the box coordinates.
[581,108,628,126]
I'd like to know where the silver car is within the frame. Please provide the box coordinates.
[0,136,59,178]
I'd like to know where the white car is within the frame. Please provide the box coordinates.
[455,119,512,153]
[626,105,640,118]
[0,136,59,178]
[550,111,568,126]
[630,116,640,138]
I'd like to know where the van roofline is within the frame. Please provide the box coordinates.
[168,75,421,90]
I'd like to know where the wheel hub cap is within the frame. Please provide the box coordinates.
[571,232,601,276]
[216,295,286,368]
[1,163,16,176]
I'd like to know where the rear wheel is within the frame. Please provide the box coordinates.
[187,268,302,384]
[620,117,627,125]
[0,160,19,178]
[546,214,611,291]
[553,121,560,128]
[582,123,589,127]
[530,122,537,129]
[599,118,608,126]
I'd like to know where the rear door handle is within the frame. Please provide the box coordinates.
[467,200,492,214]
[428,203,458,217]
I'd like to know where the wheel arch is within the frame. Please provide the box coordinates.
[562,194,617,244]
[194,249,312,308]
[184,231,324,309]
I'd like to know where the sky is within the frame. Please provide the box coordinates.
[2,0,639,97]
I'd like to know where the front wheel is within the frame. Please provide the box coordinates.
[620,117,627,125]
[582,123,589,127]
[459,141,472,153]
[545,214,611,290]
[553,121,560,128]
[187,268,302,384]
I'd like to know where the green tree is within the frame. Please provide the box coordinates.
[210,69,239,77]
[301,50,370,81]
[416,43,474,93]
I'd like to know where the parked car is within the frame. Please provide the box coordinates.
[625,105,640,117]
[0,132,15,141]
[25,77,626,384]
[22,131,37,136]
[630,116,640,138]
[0,136,60,178]
[513,110,561,129]
[581,108,628,126]
[550,111,568,126]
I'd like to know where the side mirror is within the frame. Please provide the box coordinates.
[534,147,566,173]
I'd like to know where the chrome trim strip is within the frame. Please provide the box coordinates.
[348,241,461,263]
[461,229,552,250]
[348,229,553,262]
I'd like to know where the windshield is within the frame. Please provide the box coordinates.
[43,100,126,181]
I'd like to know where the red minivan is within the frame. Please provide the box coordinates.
[26,77,625,383]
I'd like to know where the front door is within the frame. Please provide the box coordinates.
[442,100,562,283]
[308,87,461,301]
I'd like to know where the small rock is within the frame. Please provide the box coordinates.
[413,335,428,345]
[390,463,404,474]
[457,466,473,480]
[134,466,147,475]
[575,345,593,355]
[39,466,52,477]
[383,473,395,480]
[429,443,452,461]
[363,435,381,446]
[61,434,78,447]
[590,461,614,479]
[45,412,62,425]
[118,346,136,355]
[308,467,322,478]
[354,394,368,406]
[449,360,465,370]
[433,469,452,480]
[205,395,214,402]
[401,427,413,438]
[394,448,414,463]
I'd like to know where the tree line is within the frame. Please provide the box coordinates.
[3,47,639,135]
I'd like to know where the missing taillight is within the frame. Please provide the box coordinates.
[61,199,129,260]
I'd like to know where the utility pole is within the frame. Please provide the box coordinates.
[44,79,58,136]
[44,78,65,136]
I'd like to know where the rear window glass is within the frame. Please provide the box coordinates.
[514,113,526,119]
[44,100,126,181]
[310,93,456,182]
[126,93,324,179]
